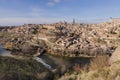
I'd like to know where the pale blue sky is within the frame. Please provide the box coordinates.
[0,0,120,25]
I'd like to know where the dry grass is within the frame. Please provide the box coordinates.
[59,55,112,80]
[72,63,89,73]
[90,55,109,71]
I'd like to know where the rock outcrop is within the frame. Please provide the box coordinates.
[109,46,120,64]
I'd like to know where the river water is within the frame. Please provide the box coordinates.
[0,45,13,57]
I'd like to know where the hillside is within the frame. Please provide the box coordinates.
[59,58,120,80]
[0,56,52,80]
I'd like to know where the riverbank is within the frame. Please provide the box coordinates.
[0,45,92,80]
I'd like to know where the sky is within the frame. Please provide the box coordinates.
[0,0,120,26]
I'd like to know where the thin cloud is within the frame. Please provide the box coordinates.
[0,8,28,18]
[0,7,46,18]
[29,7,45,17]
[47,2,54,7]
[0,17,63,26]
[53,0,60,3]
[47,0,61,7]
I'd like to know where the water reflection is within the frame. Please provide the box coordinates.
[0,45,12,57]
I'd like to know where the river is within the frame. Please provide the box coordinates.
[0,45,13,57]
[0,44,91,75]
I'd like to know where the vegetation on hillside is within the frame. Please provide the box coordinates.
[0,56,53,80]
[59,55,120,80]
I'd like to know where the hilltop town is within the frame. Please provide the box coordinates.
[0,18,119,57]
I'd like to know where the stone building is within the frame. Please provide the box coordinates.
[42,25,56,30]
[110,18,120,26]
